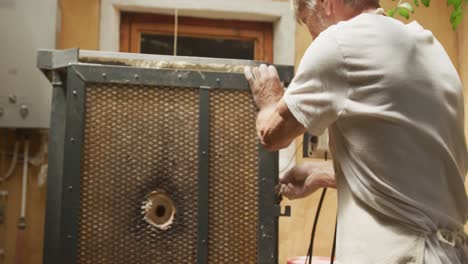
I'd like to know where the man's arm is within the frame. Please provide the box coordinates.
[256,99,306,151]
[276,161,336,199]
[245,64,306,151]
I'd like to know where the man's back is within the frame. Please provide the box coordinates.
[333,13,467,263]
[332,13,467,226]
[283,11,467,263]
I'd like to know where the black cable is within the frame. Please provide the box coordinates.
[330,218,337,263]
[305,187,328,264]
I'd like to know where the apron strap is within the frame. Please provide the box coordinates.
[436,229,467,248]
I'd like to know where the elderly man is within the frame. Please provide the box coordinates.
[244,0,467,263]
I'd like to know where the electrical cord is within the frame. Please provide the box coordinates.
[330,220,337,263]
[305,155,337,264]
[305,187,328,264]
[0,141,19,182]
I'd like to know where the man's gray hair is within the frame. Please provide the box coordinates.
[293,0,379,12]
[342,0,380,6]
[293,0,380,18]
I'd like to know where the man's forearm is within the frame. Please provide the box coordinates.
[304,161,337,189]
[256,99,306,151]
[277,161,336,199]
[256,103,288,151]
[244,64,306,151]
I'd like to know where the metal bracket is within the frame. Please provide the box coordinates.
[272,205,291,217]
[280,206,291,217]
[37,48,79,70]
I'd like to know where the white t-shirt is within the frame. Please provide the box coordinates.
[283,12,468,264]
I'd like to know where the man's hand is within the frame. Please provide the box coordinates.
[243,64,306,151]
[276,161,336,200]
[244,64,284,110]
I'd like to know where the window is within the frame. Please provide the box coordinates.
[120,13,273,62]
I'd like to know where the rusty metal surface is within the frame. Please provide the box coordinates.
[78,84,199,263]
[76,83,261,263]
[208,90,259,263]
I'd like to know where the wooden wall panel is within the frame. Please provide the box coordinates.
[1,132,46,264]
[57,0,101,49]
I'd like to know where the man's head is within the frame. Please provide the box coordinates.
[293,0,380,38]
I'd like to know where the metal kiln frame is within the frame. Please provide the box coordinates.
[37,49,294,264]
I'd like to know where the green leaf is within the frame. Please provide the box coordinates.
[387,8,396,17]
[447,0,463,10]
[421,0,431,7]
[451,11,463,29]
[450,7,463,22]
[398,8,410,19]
[398,2,415,13]
[447,0,462,7]
[450,7,463,28]
[413,0,420,7]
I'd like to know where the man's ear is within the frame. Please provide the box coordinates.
[322,0,332,16]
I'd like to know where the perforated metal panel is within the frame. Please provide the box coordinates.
[79,84,199,263]
[77,84,261,263]
[208,90,259,263]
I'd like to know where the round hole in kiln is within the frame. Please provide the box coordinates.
[143,189,176,230]
[155,205,166,218]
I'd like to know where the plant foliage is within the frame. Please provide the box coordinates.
[387,0,467,30]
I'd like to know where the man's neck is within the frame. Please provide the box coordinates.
[336,4,381,22]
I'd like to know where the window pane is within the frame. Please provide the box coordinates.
[140,34,255,60]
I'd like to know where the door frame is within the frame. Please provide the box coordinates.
[100,0,295,64]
